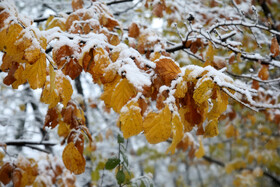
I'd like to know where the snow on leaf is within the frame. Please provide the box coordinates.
[62,142,85,175]
[143,105,172,144]
[119,101,143,139]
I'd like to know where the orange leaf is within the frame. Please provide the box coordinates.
[62,142,85,175]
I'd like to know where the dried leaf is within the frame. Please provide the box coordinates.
[62,142,85,175]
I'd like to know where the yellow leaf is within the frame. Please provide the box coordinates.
[253,167,263,177]
[225,159,246,174]
[12,65,26,89]
[204,119,219,138]
[62,142,85,175]
[195,138,205,158]
[204,42,214,66]
[5,24,24,59]
[41,69,73,108]
[110,78,137,113]
[166,114,184,154]
[119,101,143,138]
[225,124,239,138]
[58,74,73,106]
[24,53,46,89]
[193,79,214,105]
[58,122,70,138]
[143,105,172,144]
[100,76,121,109]
[207,87,228,120]
[174,80,188,98]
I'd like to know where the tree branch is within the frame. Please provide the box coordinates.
[107,0,133,6]
[4,140,57,146]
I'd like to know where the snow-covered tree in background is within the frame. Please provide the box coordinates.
[0,0,280,186]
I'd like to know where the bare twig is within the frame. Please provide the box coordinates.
[5,140,57,146]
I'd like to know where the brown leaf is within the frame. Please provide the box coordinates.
[258,64,269,80]
[153,3,165,18]
[270,37,279,58]
[128,22,140,38]
[44,107,60,129]
[12,169,22,187]
[0,162,14,185]
[155,58,181,85]
[72,0,83,11]
[53,45,82,79]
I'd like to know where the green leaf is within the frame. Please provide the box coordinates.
[118,134,125,143]
[116,170,125,184]
[140,180,146,187]
[120,150,128,166]
[91,170,100,181]
[105,158,120,170]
